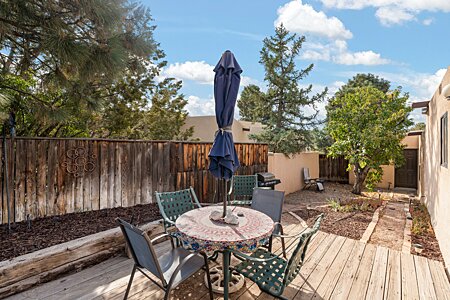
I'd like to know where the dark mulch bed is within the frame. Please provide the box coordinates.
[293,207,373,240]
[0,204,161,262]
[410,202,443,261]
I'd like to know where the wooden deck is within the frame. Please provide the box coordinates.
[8,220,450,300]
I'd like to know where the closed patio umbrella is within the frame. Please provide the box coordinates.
[208,50,242,218]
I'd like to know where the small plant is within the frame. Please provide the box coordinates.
[327,198,341,212]
[411,203,433,235]
[359,202,371,212]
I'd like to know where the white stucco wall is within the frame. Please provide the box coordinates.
[422,66,450,269]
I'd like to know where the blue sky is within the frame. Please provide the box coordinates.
[143,0,450,122]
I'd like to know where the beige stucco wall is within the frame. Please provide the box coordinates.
[268,152,319,195]
[181,116,264,143]
[422,66,450,269]
[348,135,420,189]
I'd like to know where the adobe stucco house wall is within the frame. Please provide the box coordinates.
[268,152,319,195]
[181,116,264,143]
[421,66,450,269]
[348,135,420,189]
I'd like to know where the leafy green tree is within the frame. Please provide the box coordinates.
[327,86,413,194]
[410,122,426,131]
[98,62,192,140]
[335,73,390,97]
[0,0,191,140]
[238,24,327,154]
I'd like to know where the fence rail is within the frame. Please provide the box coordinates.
[319,154,349,183]
[0,137,268,224]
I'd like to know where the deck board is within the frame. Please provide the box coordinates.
[428,259,450,300]
[366,246,389,299]
[385,250,401,300]
[293,235,346,299]
[401,252,420,300]
[7,226,449,300]
[310,238,356,300]
[329,241,366,300]
[346,242,377,299]
[414,255,437,300]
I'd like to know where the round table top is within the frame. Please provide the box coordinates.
[175,206,274,252]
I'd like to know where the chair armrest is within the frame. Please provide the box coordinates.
[228,185,233,196]
[150,233,174,244]
[230,249,282,263]
[163,218,176,226]
[272,227,309,239]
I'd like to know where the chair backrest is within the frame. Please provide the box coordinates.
[155,187,201,229]
[303,168,311,182]
[231,175,258,200]
[117,218,164,283]
[251,189,285,223]
[283,214,324,287]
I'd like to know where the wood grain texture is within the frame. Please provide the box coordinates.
[0,138,267,223]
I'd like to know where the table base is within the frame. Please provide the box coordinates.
[204,266,245,294]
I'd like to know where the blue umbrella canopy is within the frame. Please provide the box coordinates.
[208,50,242,180]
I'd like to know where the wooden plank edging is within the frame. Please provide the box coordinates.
[0,220,163,298]
[360,206,382,243]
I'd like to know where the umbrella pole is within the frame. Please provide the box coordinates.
[222,179,227,218]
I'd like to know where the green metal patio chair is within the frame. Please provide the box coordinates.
[232,214,324,299]
[155,187,202,232]
[228,174,258,206]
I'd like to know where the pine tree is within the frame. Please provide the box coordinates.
[0,0,192,140]
[238,24,327,154]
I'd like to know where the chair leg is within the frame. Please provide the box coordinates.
[279,228,287,259]
[123,265,137,300]
[164,287,171,300]
[208,251,219,261]
[203,255,214,300]
[268,236,273,252]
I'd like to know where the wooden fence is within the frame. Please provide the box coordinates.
[0,137,268,224]
[319,154,349,183]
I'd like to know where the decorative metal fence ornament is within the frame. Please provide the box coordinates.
[61,146,96,177]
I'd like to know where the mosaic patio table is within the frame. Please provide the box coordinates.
[175,206,274,299]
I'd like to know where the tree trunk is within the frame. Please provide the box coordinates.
[352,164,370,195]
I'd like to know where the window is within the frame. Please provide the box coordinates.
[441,112,448,167]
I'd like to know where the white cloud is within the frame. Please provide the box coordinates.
[162,61,260,87]
[303,40,390,66]
[274,2,390,66]
[423,18,433,26]
[301,49,331,61]
[334,50,390,65]
[321,0,450,11]
[163,61,214,85]
[275,0,352,40]
[379,68,446,98]
[320,0,450,26]
[185,96,215,116]
[241,76,261,87]
[409,68,447,97]
[375,6,416,26]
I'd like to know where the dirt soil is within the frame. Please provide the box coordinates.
[284,182,386,211]
[293,207,373,240]
[0,204,161,262]
[369,201,405,251]
[410,201,443,261]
